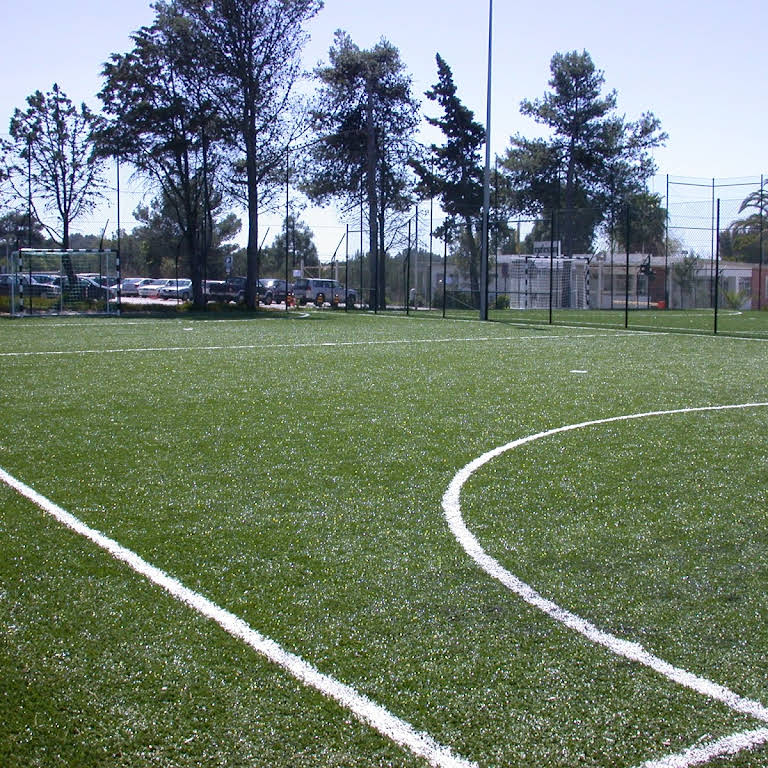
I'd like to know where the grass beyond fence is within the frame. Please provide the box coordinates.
[1,311,767,768]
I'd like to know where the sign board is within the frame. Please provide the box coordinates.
[292,269,302,278]
[224,255,233,274]
[533,240,561,258]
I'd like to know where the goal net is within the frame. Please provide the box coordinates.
[493,256,591,310]
[3,249,120,317]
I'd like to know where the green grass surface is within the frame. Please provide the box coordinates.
[1,311,767,767]
[486,306,768,337]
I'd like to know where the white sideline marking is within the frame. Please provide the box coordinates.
[0,468,476,768]
[636,728,768,768]
[0,332,614,358]
[442,402,768,767]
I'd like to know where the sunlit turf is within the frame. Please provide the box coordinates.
[1,310,768,767]
[485,306,768,337]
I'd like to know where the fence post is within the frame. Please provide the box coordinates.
[714,199,720,335]
[442,236,448,319]
[548,209,555,325]
[625,204,631,329]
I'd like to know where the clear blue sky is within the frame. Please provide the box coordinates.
[2,0,765,254]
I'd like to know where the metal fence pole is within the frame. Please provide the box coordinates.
[442,236,448,319]
[759,175,764,311]
[625,205,631,329]
[714,199,721,335]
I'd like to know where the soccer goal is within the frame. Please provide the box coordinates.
[493,255,591,310]
[4,249,120,317]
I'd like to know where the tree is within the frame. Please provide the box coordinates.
[612,191,666,256]
[99,3,226,306]
[127,190,241,278]
[502,50,666,255]
[672,251,701,309]
[3,84,106,280]
[260,214,318,276]
[411,54,485,305]
[303,31,418,309]
[719,181,766,263]
[0,210,47,250]
[176,0,321,307]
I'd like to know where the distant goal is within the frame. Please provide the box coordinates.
[3,249,120,317]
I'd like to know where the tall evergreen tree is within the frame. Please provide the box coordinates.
[260,214,319,275]
[303,31,418,309]
[411,54,486,304]
[502,50,666,255]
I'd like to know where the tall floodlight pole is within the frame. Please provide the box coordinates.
[480,0,493,320]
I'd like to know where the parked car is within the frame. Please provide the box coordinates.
[158,278,193,300]
[0,274,20,296]
[259,278,291,304]
[51,275,112,300]
[293,278,356,307]
[120,277,153,296]
[82,275,118,297]
[20,274,61,298]
[138,279,175,298]
[204,280,226,301]
[207,276,246,303]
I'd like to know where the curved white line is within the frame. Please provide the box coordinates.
[1,466,476,768]
[442,403,768,763]
[637,728,768,768]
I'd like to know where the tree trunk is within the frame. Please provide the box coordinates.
[365,89,380,309]
[245,106,260,309]
[61,219,77,285]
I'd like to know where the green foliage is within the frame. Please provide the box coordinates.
[303,30,418,307]
[720,181,766,263]
[0,210,48,249]
[259,214,319,276]
[502,50,666,255]
[612,192,667,256]
[4,84,106,248]
[411,54,484,296]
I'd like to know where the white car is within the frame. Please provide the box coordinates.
[158,279,193,300]
[138,279,174,298]
[120,277,153,296]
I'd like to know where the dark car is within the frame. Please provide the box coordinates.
[259,278,291,304]
[0,274,61,298]
[208,276,248,303]
[208,277,271,304]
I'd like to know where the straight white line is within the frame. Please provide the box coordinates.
[0,466,476,768]
[443,402,768,767]
[0,332,615,357]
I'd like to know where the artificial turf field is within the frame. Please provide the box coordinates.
[1,309,767,768]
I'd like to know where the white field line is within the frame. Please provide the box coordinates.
[0,467,476,768]
[442,402,768,768]
[636,728,768,768]
[361,311,768,342]
[0,332,616,358]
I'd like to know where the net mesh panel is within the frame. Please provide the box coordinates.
[8,249,119,316]
[492,257,590,310]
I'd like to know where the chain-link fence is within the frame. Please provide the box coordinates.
[350,175,767,334]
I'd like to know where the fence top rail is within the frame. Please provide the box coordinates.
[18,248,118,254]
